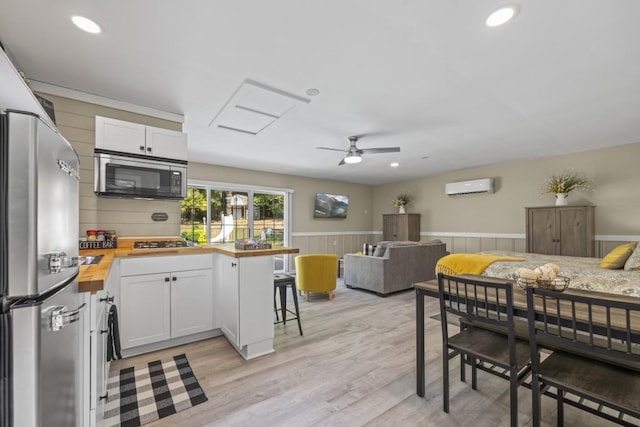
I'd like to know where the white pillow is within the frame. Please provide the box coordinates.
[624,242,640,270]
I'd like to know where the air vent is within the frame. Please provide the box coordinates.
[209,79,310,135]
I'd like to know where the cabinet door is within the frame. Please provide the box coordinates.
[557,207,593,257]
[395,215,409,240]
[395,215,422,241]
[407,214,421,241]
[94,295,109,408]
[171,269,214,338]
[95,116,146,155]
[120,273,171,349]
[219,257,240,347]
[145,126,188,160]
[382,215,398,241]
[526,208,557,255]
[238,256,274,347]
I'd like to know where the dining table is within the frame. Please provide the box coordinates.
[414,276,640,398]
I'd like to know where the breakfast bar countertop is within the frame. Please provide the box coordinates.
[78,241,300,293]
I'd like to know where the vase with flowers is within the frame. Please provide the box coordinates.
[392,193,413,213]
[540,170,591,206]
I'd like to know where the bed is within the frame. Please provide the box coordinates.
[477,251,640,297]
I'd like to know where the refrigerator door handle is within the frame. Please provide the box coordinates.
[49,302,86,331]
[48,252,81,273]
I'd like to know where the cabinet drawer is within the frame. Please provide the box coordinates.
[121,254,213,276]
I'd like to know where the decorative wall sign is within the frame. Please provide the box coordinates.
[151,212,169,222]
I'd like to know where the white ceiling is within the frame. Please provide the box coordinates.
[2,1,640,185]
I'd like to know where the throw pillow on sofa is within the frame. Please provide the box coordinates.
[372,245,386,257]
[363,243,376,255]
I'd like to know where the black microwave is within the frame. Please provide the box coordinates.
[94,149,187,199]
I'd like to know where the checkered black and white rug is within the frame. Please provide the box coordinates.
[103,353,207,427]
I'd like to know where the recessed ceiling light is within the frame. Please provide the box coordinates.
[71,15,102,34]
[306,88,320,96]
[485,5,518,27]
[390,162,399,168]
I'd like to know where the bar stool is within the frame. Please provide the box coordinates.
[273,273,303,335]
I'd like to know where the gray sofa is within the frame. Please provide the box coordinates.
[344,240,448,296]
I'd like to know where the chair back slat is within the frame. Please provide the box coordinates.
[437,273,514,333]
[527,287,640,371]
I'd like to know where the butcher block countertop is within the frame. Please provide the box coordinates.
[78,249,116,293]
[78,240,299,293]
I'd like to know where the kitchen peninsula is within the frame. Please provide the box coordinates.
[79,240,299,360]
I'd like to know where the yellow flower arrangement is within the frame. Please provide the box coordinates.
[540,170,591,194]
[392,193,413,207]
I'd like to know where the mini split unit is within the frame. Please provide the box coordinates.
[445,178,494,196]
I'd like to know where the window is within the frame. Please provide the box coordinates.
[181,181,291,271]
[180,187,207,244]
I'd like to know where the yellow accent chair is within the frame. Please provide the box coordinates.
[294,254,338,301]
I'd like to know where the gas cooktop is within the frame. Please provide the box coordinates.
[132,240,189,249]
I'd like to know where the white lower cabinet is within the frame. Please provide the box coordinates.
[119,254,214,350]
[90,289,110,427]
[218,254,274,359]
[171,269,215,338]
[220,258,240,346]
[120,273,172,348]
[82,258,118,427]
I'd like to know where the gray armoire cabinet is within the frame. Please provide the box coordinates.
[525,206,595,257]
[382,213,421,242]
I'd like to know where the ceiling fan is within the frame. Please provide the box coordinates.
[316,135,400,165]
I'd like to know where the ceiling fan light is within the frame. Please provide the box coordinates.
[344,154,362,164]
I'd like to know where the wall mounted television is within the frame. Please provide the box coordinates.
[314,193,349,219]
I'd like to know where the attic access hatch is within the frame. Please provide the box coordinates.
[445,178,494,195]
[209,79,310,135]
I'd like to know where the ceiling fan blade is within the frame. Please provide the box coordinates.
[317,146,347,152]
[360,147,401,154]
[338,158,346,166]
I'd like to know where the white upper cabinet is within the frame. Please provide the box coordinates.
[95,116,188,160]
[145,126,188,160]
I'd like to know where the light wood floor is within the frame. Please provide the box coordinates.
[111,279,621,427]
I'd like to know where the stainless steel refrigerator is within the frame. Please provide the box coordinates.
[1,110,83,426]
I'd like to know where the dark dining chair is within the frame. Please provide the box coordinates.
[525,287,640,427]
[437,273,532,427]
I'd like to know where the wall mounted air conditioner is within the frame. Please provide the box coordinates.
[445,178,494,196]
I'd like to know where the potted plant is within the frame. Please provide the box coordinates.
[392,193,413,213]
[540,170,590,205]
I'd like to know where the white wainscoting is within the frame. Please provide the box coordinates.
[289,231,640,264]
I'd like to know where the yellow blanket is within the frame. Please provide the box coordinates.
[435,253,524,276]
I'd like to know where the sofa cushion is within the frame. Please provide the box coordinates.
[386,241,418,247]
[372,240,419,257]
[423,239,443,245]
